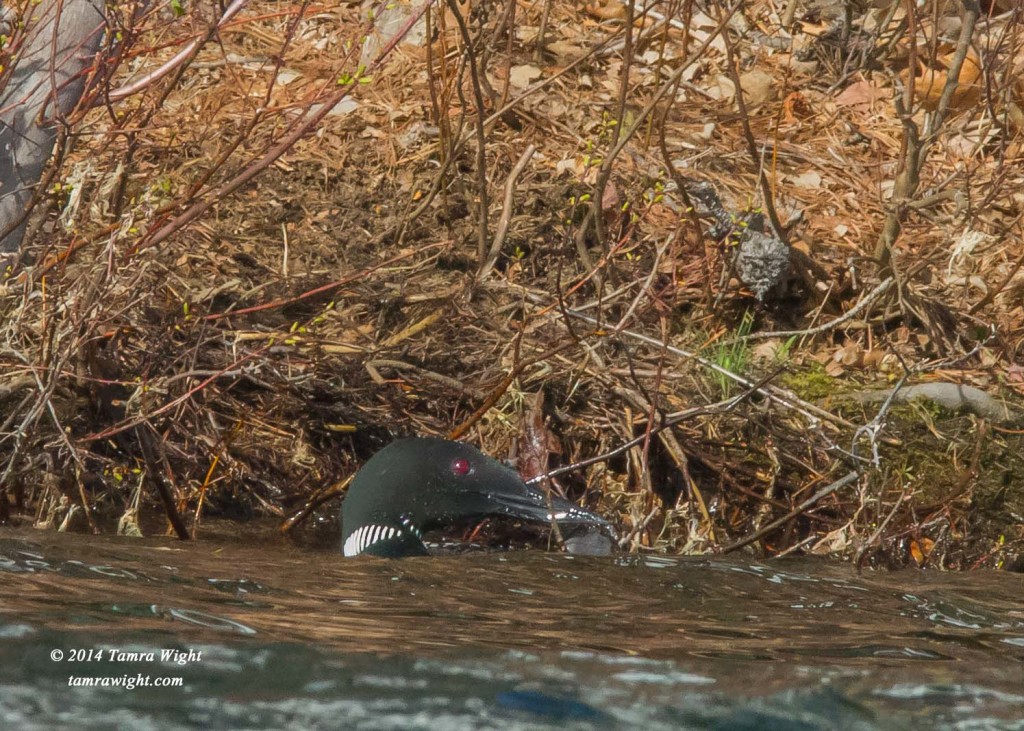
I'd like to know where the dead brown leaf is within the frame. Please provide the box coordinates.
[781,91,813,124]
[900,46,982,110]
[910,538,934,566]
[509,64,543,89]
[586,0,625,21]
[835,78,889,109]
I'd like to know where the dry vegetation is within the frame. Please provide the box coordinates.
[1,0,1023,569]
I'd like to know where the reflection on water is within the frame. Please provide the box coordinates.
[0,524,1021,730]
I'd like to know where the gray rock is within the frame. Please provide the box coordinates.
[734,228,790,301]
[854,383,1024,425]
[563,526,615,556]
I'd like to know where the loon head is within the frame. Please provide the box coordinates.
[341,437,610,558]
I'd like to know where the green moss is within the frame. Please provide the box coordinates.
[778,362,842,401]
[871,408,1024,533]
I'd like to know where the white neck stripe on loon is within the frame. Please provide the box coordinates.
[344,523,400,557]
[399,514,423,540]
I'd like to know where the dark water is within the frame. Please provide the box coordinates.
[0,524,1021,730]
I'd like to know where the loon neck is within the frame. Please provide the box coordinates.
[342,514,427,558]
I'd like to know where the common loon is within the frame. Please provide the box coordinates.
[341,437,610,557]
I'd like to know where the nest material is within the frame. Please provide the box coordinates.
[0,0,1021,569]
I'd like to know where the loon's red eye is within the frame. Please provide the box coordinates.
[451,458,471,476]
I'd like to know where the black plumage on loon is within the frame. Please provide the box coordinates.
[341,437,609,558]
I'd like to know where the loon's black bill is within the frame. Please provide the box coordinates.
[488,485,611,530]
